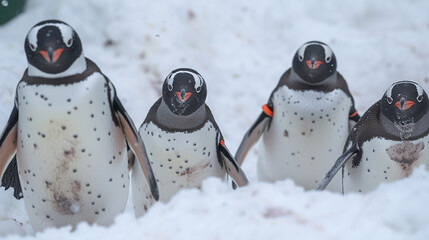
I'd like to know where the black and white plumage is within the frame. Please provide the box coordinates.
[235,41,359,191]
[317,81,429,193]
[132,68,248,216]
[0,20,158,231]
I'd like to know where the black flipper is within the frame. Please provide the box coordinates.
[113,95,159,201]
[1,156,22,199]
[349,107,360,123]
[235,104,273,166]
[316,143,359,191]
[219,139,249,187]
[0,106,19,198]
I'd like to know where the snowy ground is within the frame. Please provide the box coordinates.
[1,0,429,239]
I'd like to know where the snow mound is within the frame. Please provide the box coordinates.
[2,167,429,240]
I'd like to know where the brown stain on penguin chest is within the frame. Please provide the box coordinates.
[180,161,210,177]
[46,136,83,215]
[49,180,82,215]
[57,146,77,173]
[386,141,424,176]
[179,161,212,187]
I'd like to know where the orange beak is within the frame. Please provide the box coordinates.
[39,48,64,63]
[175,91,192,102]
[305,60,323,69]
[52,48,64,63]
[395,100,415,110]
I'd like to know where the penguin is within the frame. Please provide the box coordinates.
[0,20,158,231]
[131,68,248,216]
[235,41,360,192]
[317,81,429,193]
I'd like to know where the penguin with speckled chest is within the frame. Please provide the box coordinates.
[317,81,429,193]
[235,41,360,191]
[0,20,158,231]
[132,68,248,216]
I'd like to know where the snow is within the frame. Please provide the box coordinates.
[1,0,429,239]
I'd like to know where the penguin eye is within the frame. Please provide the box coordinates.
[29,43,36,51]
[168,84,173,91]
[417,95,423,102]
[387,97,393,104]
[196,86,202,93]
[326,56,331,63]
[66,38,73,47]
[298,55,304,62]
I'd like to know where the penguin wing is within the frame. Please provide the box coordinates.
[112,94,159,201]
[1,156,22,199]
[349,108,360,123]
[348,107,360,131]
[316,143,360,191]
[0,106,20,198]
[235,104,273,166]
[218,138,249,187]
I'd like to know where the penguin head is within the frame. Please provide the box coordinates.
[25,20,83,74]
[162,68,207,116]
[381,81,429,125]
[292,41,337,84]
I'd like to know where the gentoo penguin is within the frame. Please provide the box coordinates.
[132,68,248,216]
[235,41,360,191]
[317,81,429,193]
[0,20,158,231]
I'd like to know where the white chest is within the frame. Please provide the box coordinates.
[258,86,353,191]
[343,136,429,193]
[132,121,223,206]
[15,73,129,231]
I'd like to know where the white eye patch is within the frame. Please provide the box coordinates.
[27,23,74,50]
[297,42,333,63]
[167,70,204,92]
[385,81,425,102]
[415,83,424,100]
[27,27,39,51]
[166,72,173,91]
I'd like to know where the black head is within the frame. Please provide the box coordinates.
[380,81,429,124]
[25,20,83,74]
[162,68,207,116]
[292,41,337,84]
